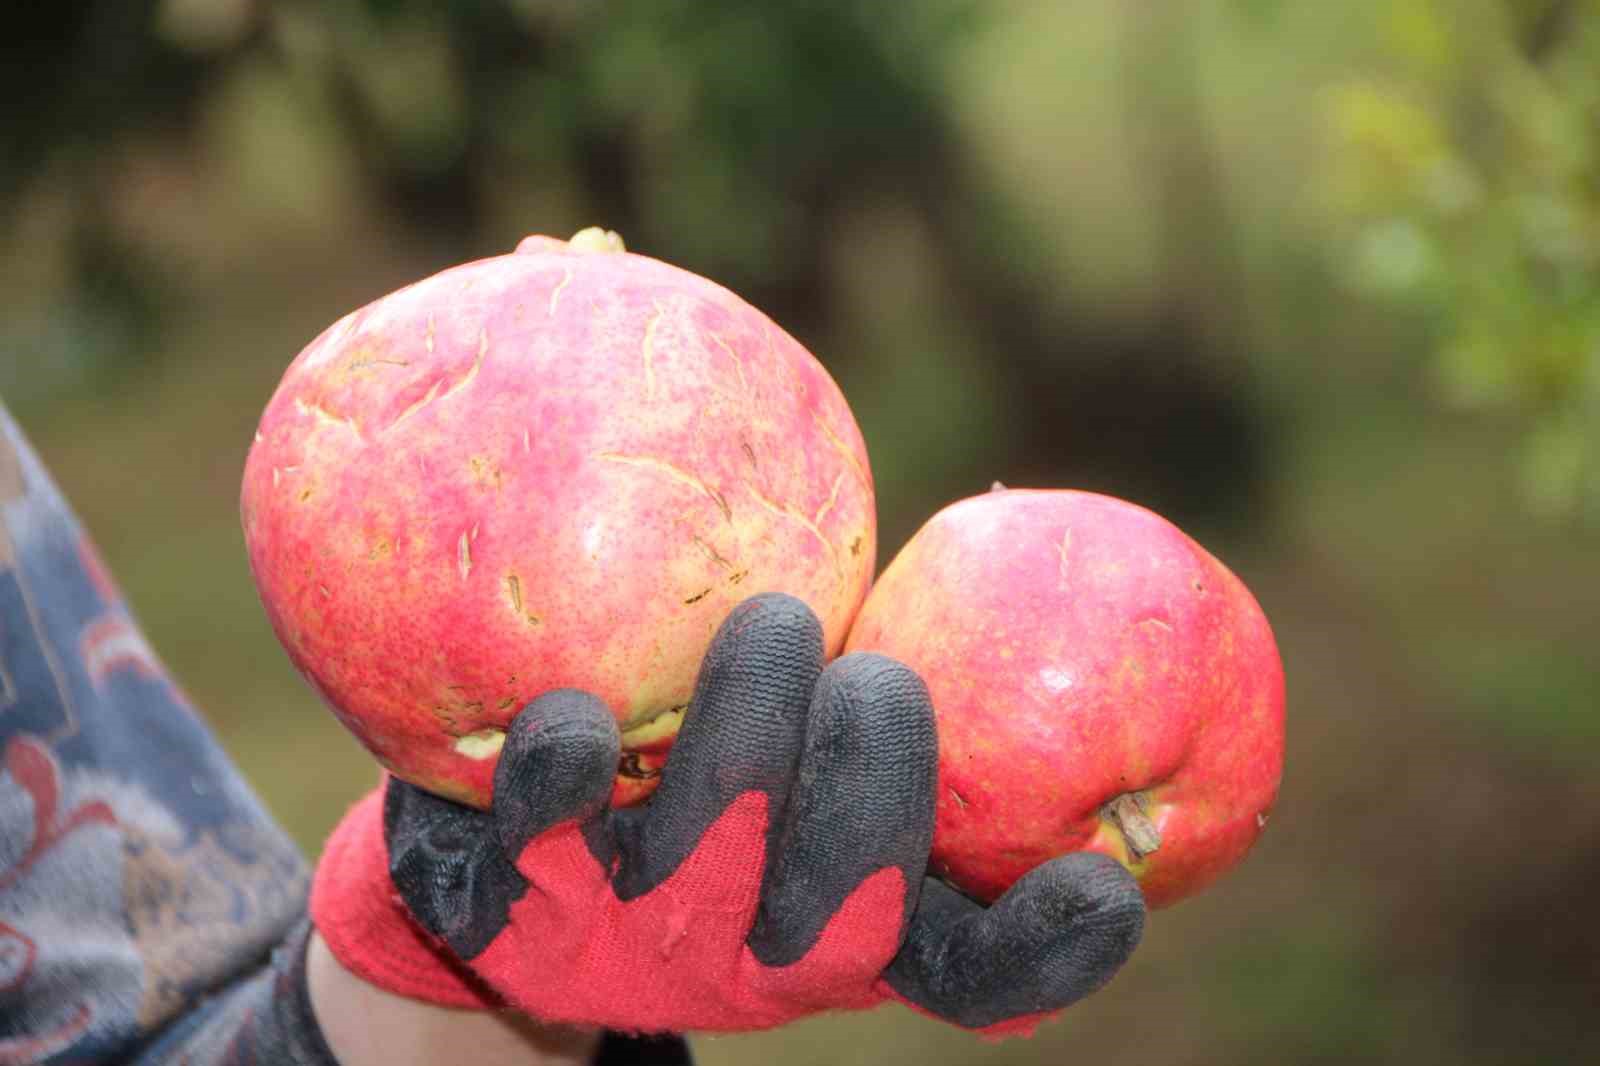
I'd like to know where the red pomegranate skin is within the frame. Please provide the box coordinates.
[844,489,1283,908]
[241,232,875,809]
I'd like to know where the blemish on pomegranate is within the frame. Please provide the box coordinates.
[642,301,666,400]
[617,752,662,780]
[389,377,444,430]
[949,787,970,811]
[505,574,522,613]
[728,569,749,585]
[850,536,863,557]
[455,729,506,760]
[294,397,364,438]
[709,332,750,396]
[813,471,846,527]
[691,534,733,570]
[813,413,869,489]
[683,588,713,605]
[348,355,410,370]
[318,585,331,598]
[470,456,503,490]
[599,452,729,519]
[745,484,841,575]
[457,532,473,580]
[549,266,573,316]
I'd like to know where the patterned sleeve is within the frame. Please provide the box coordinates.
[0,403,696,1065]
[0,402,314,1063]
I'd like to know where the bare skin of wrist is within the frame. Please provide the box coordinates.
[306,930,601,1066]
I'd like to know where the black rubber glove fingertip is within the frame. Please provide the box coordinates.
[493,689,621,857]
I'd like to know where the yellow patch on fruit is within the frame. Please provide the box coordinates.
[454,729,507,760]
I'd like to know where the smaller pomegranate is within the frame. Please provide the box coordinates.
[845,488,1284,908]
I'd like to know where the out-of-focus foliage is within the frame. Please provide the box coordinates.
[1318,0,1600,518]
[3,2,1598,1064]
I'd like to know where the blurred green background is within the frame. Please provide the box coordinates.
[3,0,1597,1062]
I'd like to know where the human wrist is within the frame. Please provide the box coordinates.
[305,928,600,1066]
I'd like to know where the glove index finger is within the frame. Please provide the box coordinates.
[493,688,622,858]
[382,690,620,961]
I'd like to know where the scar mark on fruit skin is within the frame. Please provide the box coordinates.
[386,335,486,432]
[348,356,410,370]
[548,266,574,315]
[598,452,730,521]
[683,588,712,605]
[727,569,749,585]
[745,483,841,575]
[504,574,540,624]
[642,301,665,400]
[458,532,473,580]
[949,787,969,811]
[389,378,443,430]
[1057,528,1074,590]
[318,585,331,599]
[441,331,488,403]
[1140,617,1174,634]
[709,332,749,397]
[426,315,436,354]
[469,455,503,490]
[813,471,846,527]
[294,397,364,439]
[813,414,869,490]
[691,534,733,570]
[522,429,531,453]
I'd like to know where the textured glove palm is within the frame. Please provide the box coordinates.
[311,594,1145,1035]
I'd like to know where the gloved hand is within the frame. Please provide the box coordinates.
[310,593,1144,1036]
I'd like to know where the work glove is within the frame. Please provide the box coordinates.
[310,593,1144,1036]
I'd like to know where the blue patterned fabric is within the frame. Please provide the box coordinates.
[0,402,693,1064]
[0,403,311,1063]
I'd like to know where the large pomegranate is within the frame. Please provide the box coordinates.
[845,488,1283,908]
[242,229,875,808]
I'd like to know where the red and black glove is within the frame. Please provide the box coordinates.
[311,593,1144,1036]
